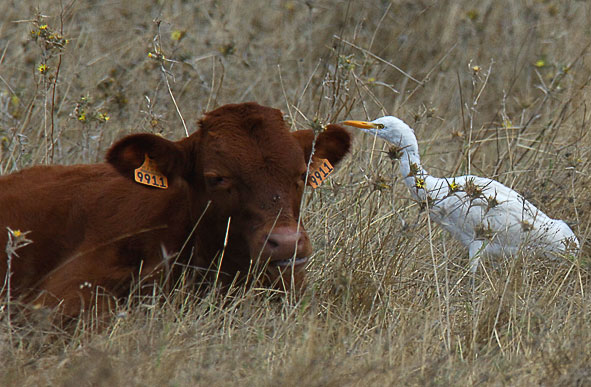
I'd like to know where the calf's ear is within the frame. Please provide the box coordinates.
[106,133,186,180]
[292,124,351,167]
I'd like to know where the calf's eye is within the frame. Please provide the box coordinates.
[211,176,226,185]
[204,173,231,189]
[297,172,309,187]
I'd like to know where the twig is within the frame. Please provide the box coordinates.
[153,19,189,137]
[49,3,66,163]
[334,35,423,85]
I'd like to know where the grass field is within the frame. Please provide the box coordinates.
[2,0,591,385]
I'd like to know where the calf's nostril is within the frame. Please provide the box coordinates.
[267,238,280,249]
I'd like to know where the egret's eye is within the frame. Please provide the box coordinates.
[375,123,385,129]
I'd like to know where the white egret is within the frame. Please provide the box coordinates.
[343,116,579,272]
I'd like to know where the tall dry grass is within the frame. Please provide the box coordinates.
[2,0,591,385]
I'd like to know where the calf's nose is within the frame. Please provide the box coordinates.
[261,226,311,261]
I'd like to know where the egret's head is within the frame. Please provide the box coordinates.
[342,116,414,146]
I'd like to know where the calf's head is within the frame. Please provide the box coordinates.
[106,103,350,290]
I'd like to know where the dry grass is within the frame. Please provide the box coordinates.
[2,0,591,385]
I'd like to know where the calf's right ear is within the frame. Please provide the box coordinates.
[106,133,186,180]
[292,124,351,167]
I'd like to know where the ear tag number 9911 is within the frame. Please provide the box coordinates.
[308,159,334,189]
[134,154,168,189]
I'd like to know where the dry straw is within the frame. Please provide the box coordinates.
[1,1,590,385]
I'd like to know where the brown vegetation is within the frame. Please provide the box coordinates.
[1,0,591,385]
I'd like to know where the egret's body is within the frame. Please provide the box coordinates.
[344,116,579,272]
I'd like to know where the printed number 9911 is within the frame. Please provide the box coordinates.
[308,159,334,188]
[135,170,168,189]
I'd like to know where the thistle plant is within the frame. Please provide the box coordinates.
[3,227,32,345]
[29,14,69,163]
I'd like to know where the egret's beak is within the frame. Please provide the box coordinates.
[342,120,378,129]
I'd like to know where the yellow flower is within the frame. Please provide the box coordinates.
[171,30,185,41]
[534,59,546,68]
[449,180,459,192]
[13,230,22,237]
[472,65,481,73]
[98,112,110,122]
[10,95,20,107]
[39,24,48,30]
[415,177,426,190]
[368,77,376,83]
[466,9,479,20]
[78,112,87,122]
[148,52,165,60]
[37,64,48,74]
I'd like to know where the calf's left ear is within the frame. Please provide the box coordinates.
[106,133,186,180]
[292,124,351,167]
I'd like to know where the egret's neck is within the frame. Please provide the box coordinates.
[389,135,430,201]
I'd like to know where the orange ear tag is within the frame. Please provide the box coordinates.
[308,158,334,188]
[134,154,168,189]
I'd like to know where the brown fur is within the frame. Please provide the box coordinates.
[0,103,351,318]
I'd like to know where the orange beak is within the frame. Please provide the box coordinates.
[341,120,378,129]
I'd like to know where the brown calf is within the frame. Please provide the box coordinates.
[0,103,350,318]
